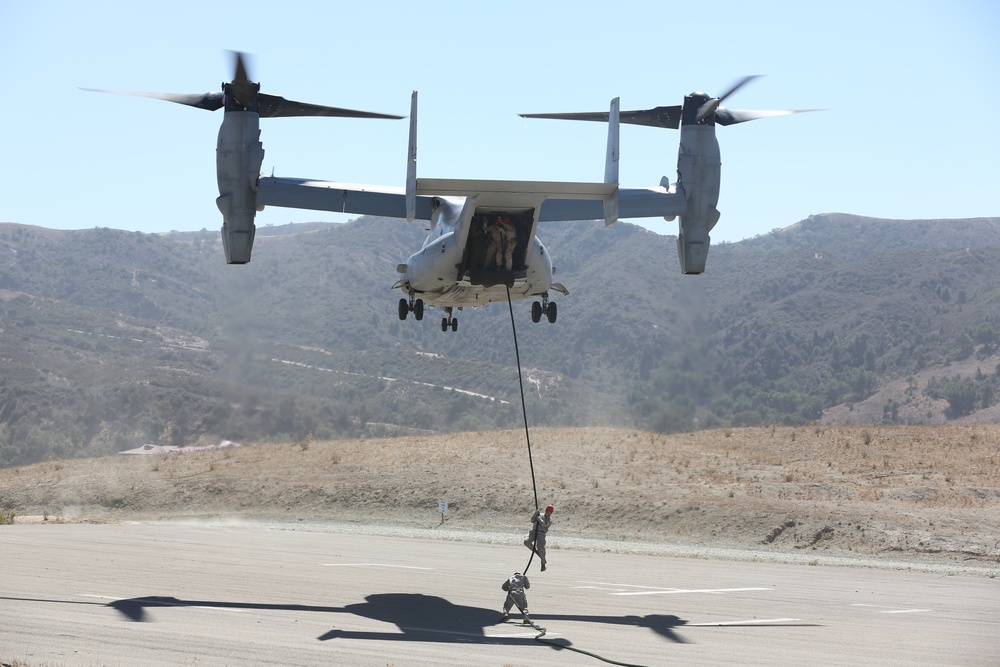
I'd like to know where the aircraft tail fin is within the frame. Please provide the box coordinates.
[603,97,620,226]
[406,91,417,222]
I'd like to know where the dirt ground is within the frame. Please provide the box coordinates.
[2,426,999,570]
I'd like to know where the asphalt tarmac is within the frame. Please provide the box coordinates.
[2,523,998,666]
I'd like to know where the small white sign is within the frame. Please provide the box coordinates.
[438,499,448,515]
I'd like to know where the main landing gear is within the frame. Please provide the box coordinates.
[530,294,557,324]
[441,307,458,332]
[398,297,424,321]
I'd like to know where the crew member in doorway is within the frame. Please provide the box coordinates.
[499,571,531,624]
[524,504,554,571]
[484,217,503,270]
[498,215,517,270]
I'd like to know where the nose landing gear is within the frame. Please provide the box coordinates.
[440,307,458,332]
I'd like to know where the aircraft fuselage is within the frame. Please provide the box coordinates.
[397,196,554,309]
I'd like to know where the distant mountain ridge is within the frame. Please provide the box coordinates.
[1,212,998,466]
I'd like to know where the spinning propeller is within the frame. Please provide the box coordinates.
[520,75,818,128]
[83,51,404,120]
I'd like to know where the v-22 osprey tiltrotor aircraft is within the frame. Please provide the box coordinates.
[88,53,815,332]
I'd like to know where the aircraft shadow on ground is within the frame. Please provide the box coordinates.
[5,593,815,648]
[532,612,691,643]
[100,592,698,646]
[105,595,344,622]
[103,593,564,647]
[315,593,567,646]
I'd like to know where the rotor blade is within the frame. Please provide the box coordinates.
[223,51,260,108]
[520,110,610,121]
[520,105,682,129]
[258,94,404,119]
[716,75,762,104]
[714,108,823,126]
[697,75,763,123]
[80,88,225,111]
[231,51,252,85]
[695,99,721,123]
[621,106,682,129]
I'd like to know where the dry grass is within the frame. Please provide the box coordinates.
[2,425,999,562]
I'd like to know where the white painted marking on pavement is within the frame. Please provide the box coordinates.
[688,618,801,626]
[400,626,557,639]
[852,604,932,614]
[577,581,772,595]
[579,581,679,589]
[615,587,772,596]
[323,563,432,570]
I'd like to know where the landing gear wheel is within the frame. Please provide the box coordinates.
[414,299,424,321]
[398,298,408,321]
[531,301,542,323]
[441,317,449,332]
[451,318,458,332]
[546,301,557,324]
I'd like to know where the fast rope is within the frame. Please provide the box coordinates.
[503,282,540,517]
[504,284,647,667]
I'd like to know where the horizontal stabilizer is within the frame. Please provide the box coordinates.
[415,178,616,200]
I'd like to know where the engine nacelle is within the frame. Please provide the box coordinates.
[674,94,722,275]
[216,111,264,264]
[677,223,709,275]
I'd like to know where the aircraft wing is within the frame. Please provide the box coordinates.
[256,176,436,220]
[539,186,686,222]
[258,176,686,223]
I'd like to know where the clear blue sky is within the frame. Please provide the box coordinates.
[1,0,997,242]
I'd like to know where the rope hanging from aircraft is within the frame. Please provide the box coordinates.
[504,285,647,667]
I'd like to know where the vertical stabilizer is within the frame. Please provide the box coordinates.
[603,97,620,226]
[406,91,418,222]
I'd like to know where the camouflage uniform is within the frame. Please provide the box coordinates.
[500,572,531,623]
[484,219,503,269]
[498,218,517,270]
[524,505,554,570]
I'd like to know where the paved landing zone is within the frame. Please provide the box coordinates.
[2,523,998,666]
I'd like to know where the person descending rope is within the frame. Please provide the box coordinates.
[499,571,531,625]
[500,285,648,666]
[524,504,554,571]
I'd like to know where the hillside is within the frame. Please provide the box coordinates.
[2,425,998,570]
[2,213,1000,466]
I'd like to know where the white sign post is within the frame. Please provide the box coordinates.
[438,499,448,525]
